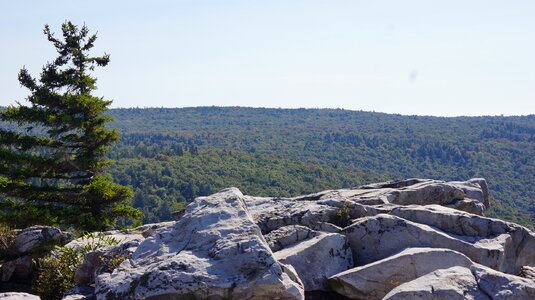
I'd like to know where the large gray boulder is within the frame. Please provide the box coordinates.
[73,235,144,286]
[390,205,535,274]
[384,264,535,300]
[383,266,490,300]
[244,196,344,233]
[471,264,535,299]
[264,225,320,252]
[356,178,489,215]
[243,178,490,235]
[9,226,72,256]
[343,214,511,272]
[95,188,304,300]
[274,232,353,291]
[328,247,473,299]
[0,293,40,300]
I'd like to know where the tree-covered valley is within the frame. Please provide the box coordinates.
[103,107,534,229]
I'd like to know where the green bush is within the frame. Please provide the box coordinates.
[34,246,83,300]
[33,233,120,300]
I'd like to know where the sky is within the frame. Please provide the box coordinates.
[0,0,534,117]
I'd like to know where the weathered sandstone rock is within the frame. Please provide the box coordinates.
[62,286,96,300]
[391,205,508,237]
[52,178,533,299]
[471,264,535,299]
[444,198,486,215]
[9,226,72,255]
[274,233,353,291]
[244,196,343,233]
[390,205,535,273]
[383,266,489,300]
[95,188,304,300]
[343,214,510,271]
[356,178,489,214]
[328,247,473,299]
[264,225,319,252]
[0,293,40,299]
[74,235,143,286]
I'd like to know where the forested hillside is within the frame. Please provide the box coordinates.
[103,107,534,229]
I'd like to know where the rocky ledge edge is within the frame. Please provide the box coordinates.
[2,178,534,299]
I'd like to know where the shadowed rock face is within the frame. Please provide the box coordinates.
[56,178,534,300]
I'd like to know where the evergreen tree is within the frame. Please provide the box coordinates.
[0,21,142,230]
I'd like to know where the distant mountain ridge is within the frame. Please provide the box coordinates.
[103,107,534,228]
[1,106,533,228]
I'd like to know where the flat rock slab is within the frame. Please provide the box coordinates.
[390,205,509,237]
[274,233,353,291]
[384,264,535,300]
[95,188,304,300]
[471,264,535,300]
[356,178,489,213]
[244,196,343,233]
[383,266,489,300]
[328,247,473,299]
[0,293,40,300]
[264,225,319,252]
[390,205,535,274]
[9,226,72,255]
[343,214,512,272]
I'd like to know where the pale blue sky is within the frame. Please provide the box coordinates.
[1,0,534,116]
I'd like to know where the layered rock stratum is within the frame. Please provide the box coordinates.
[3,178,534,299]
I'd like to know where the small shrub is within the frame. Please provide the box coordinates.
[77,233,120,252]
[336,200,351,227]
[101,252,131,272]
[33,233,120,300]
[34,246,83,300]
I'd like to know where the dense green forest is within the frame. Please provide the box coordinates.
[101,107,534,229]
[1,107,533,229]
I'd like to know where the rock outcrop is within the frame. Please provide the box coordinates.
[44,177,535,299]
[95,188,304,299]
[328,247,474,299]
[1,226,73,293]
[274,232,353,291]
[382,266,489,300]
[7,226,73,257]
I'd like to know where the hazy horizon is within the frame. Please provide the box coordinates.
[1,1,534,117]
[104,105,535,118]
